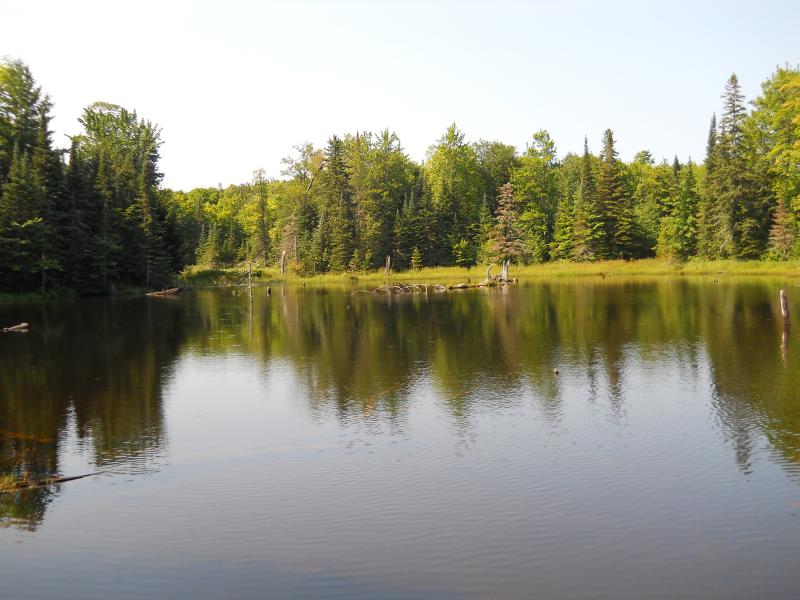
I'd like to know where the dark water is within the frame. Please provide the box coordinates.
[1,279,799,599]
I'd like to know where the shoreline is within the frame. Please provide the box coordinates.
[180,259,800,287]
[3,259,800,303]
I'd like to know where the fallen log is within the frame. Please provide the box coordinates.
[354,279,518,295]
[145,287,181,297]
[2,322,29,333]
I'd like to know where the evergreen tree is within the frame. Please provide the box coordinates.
[410,246,423,270]
[490,183,524,262]
[706,74,761,258]
[571,137,603,260]
[320,136,354,272]
[29,101,63,290]
[0,145,41,288]
[697,114,721,257]
[596,129,634,258]
[253,168,270,264]
[476,195,494,263]
[657,161,699,259]
[393,196,422,269]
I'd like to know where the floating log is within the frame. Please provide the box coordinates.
[145,287,181,297]
[2,322,29,333]
[354,278,518,296]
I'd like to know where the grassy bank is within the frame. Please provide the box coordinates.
[180,259,800,287]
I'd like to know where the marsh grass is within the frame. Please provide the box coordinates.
[0,473,31,492]
[180,258,800,288]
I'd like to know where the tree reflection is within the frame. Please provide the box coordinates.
[0,297,180,528]
[2,277,799,529]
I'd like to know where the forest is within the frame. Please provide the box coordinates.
[0,58,799,293]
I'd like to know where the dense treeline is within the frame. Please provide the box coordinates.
[0,59,177,293]
[1,59,799,292]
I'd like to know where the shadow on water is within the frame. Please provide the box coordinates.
[1,278,800,530]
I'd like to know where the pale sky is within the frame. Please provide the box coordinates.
[3,0,798,190]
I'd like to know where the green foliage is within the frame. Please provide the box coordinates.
[511,130,559,262]
[410,246,423,270]
[490,183,525,262]
[596,129,635,258]
[3,59,800,294]
[571,138,603,260]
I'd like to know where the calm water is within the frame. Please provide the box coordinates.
[1,279,800,598]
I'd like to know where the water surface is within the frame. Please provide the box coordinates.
[1,279,799,598]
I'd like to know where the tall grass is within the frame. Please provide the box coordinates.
[180,258,800,287]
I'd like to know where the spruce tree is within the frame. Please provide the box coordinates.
[321,136,354,271]
[571,137,602,260]
[696,114,720,257]
[596,129,634,258]
[710,74,761,258]
[490,183,524,262]
[550,198,574,260]
[0,145,43,289]
[657,160,699,259]
[30,101,63,290]
[253,168,270,264]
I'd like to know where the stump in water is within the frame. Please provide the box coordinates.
[500,260,509,282]
[481,261,515,286]
[385,255,392,278]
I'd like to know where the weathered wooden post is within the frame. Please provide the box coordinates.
[780,289,789,323]
[385,255,391,278]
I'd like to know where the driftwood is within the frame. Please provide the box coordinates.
[354,282,447,295]
[2,322,29,333]
[354,277,518,296]
[145,287,181,297]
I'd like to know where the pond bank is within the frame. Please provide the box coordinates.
[180,258,800,287]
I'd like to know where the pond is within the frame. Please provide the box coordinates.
[1,279,799,598]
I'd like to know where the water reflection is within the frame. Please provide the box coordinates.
[1,278,799,532]
[0,297,179,528]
